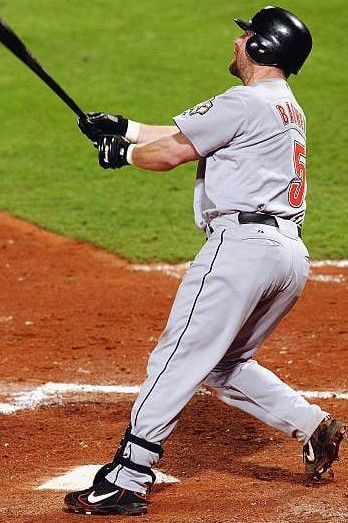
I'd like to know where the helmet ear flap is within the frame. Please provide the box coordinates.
[246,34,278,67]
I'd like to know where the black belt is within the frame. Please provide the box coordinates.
[238,212,302,238]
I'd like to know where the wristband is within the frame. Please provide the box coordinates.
[125,120,141,143]
[126,144,136,165]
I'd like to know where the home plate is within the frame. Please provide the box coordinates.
[36,465,180,491]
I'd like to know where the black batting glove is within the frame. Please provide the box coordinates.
[98,135,130,169]
[78,113,129,145]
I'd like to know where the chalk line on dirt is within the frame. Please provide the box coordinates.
[0,381,347,415]
[311,260,348,268]
[36,465,180,491]
[0,382,140,414]
[309,274,345,283]
[131,260,348,282]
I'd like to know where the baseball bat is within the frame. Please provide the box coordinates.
[0,18,87,120]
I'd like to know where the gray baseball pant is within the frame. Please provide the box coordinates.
[106,214,326,493]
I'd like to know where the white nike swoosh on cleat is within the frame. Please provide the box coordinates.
[305,440,316,463]
[87,490,119,504]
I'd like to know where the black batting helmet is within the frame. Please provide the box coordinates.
[234,6,312,75]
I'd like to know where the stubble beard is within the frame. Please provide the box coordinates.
[229,59,241,78]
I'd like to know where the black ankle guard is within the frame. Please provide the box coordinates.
[125,430,164,458]
[93,425,163,486]
[118,457,156,484]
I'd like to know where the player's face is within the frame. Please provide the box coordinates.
[229,31,253,79]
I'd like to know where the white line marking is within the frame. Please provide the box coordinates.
[297,390,348,400]
[0,315,14,323]
[132,261,348,281]
[0,382,346,415]
[309,274,345,283]
[0,403,18,415]
[311,260,348,268]
[0,382,140,414]
[36,465,180,491]
[132,262,189,279]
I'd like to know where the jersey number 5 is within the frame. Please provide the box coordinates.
[289,141,306,208]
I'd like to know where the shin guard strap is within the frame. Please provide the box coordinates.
[127,433,164,458]
[120,457,156,484]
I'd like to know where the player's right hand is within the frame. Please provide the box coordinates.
[98,135,130,169]
[78,113,129,145]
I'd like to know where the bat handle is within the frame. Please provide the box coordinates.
[78,111,89,121]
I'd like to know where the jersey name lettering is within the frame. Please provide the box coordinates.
[276,102,306,133]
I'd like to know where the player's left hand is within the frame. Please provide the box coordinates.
[98,135,130,169]
[78,113,129,146]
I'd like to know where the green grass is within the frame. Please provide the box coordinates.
[0,0,347,260]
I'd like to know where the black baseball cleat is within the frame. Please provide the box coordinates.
[303,417,346,481]
[63,478,148,516]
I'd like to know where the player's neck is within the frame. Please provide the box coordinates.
[242,66,287,86]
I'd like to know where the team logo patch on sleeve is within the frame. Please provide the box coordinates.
[188,98,215,116]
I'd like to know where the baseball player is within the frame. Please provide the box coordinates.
[64,6,346,516]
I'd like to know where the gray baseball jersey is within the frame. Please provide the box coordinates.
[174,79,307,230]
